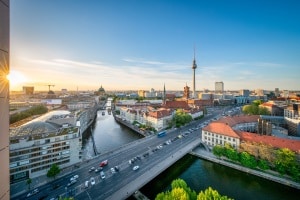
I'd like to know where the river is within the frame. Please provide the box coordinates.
[82,101,300,200]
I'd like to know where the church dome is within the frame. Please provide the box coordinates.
[98,85,105,92]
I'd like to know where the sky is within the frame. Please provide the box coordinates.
[9,0,300,92]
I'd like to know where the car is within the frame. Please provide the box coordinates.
[70,175,79,181]
[114,166,119,172]
[89,167,95,172]
[95,167,102,173]
[132,165,139,171]
[67,179,77,187]
[73,174,79,179]
[26,188,39,197]
[100,160,108,167]
[111,167,115,174]
[90,177,96,186]
[100,171,105,179]
[85,180,89,188]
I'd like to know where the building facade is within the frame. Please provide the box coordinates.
[9,112,82,184]
[215,82,224,94]
[0,0,10,198]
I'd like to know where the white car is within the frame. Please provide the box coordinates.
[111,167,116,174]
[133,165,139,171]
[100,171,105,179]
[26,188,39,197]
[70,175,79,181]
[90,177,96,186]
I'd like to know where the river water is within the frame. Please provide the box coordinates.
[82,101,300,200]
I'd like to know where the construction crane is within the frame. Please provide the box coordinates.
[46,84,55,92]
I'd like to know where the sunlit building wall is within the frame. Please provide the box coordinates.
[0,0,10,199]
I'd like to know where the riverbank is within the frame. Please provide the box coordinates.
[190,147,300,190]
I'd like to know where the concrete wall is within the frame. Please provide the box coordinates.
[0,0,10,199]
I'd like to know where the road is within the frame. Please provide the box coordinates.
[13,106,230,200]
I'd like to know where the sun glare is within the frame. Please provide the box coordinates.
[7,70,28,86]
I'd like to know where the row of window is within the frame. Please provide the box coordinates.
[10,140,71,157]
[31,159,70,173]
[204,140,236,148]
[203,132,236,142]
[10,157,70,174]
[10,150,70,168]
[10,145,70,162]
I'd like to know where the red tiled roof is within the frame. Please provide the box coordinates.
[165,100,190,109]
[217,115,259,126]
[260,102,276,108]
[202,122,240,138]
[239,131,300,153]
[147,109,172,119]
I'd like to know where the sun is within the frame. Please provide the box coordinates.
[7,70,28,87]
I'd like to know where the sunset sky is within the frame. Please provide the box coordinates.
[10,0,300,92]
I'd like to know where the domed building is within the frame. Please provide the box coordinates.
[95,85,106,96]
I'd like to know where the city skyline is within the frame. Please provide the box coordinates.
[10,0,300,91]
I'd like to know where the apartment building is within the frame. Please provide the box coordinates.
[9,111,82,184]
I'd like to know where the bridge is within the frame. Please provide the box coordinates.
[14,123,206,200]
[75,127,203,200]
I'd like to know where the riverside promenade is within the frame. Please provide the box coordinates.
[190,147,300,190]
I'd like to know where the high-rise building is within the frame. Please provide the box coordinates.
[275,88,280,97]
[192,48,197,99]
[0,0,10,199]
[215,82,224,94]
[240,89,250,97]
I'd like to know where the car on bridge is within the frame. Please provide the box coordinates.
[90,177,96,186]
[100,171,106,179]
[100,160,108,167]
[132,165,139,171]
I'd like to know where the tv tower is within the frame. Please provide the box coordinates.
[192,46,197,99]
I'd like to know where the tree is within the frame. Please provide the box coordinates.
[257,159,269,170]
[239,152,257,169]
[197,187,233,200]
[173,109,193,127]
[155,179,231,200]
[212,145,224,158]
[47,164,61,180]
[26,178,32,190]
[224,143,239,161]
[274,148,297,175]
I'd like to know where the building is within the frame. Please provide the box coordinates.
[183,84,190,99]
[138,90,145,98]
[215,82,224,94]
[9,111,82,184]
[240,89,250,97]
[202,115,300,155]
[0,0,10,198]
[202,122,241,149]
[284,104,300,120]
[23,86,34,95]
[275,88,280,97]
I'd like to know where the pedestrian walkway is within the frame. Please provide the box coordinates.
[190,147,300,190]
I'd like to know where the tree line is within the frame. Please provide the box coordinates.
[213,143,300,182]
[10,105,48,124]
